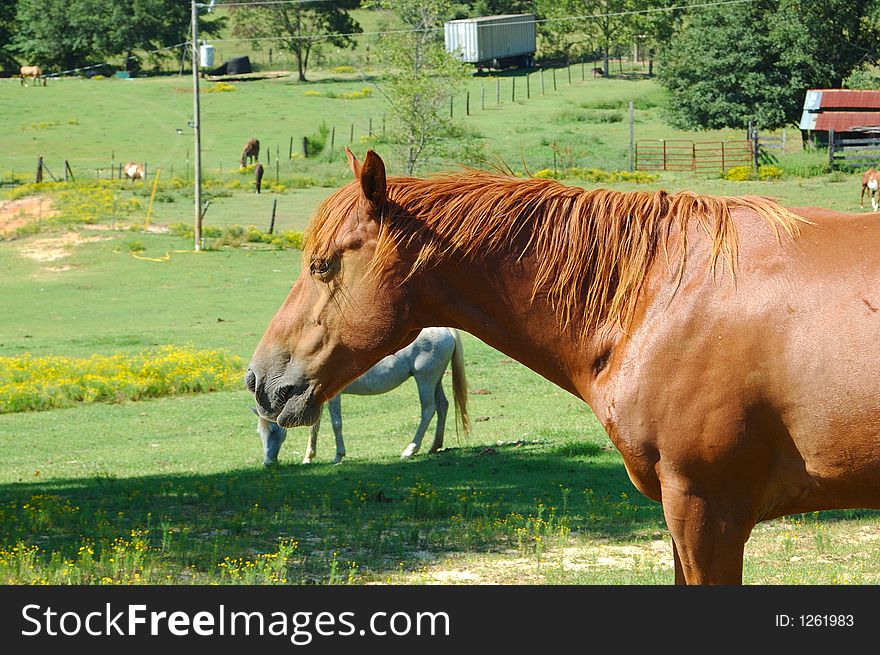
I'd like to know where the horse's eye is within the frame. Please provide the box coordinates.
[310,258,333,278]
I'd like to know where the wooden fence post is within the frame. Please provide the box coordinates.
[289,136,293,159]
[496,78,500,104]
[330,126,336,151]
[269,198,277,234]
[35,155,43,183]
[526,73,530,99]
[466,90,470,115]
[512,77,516,102]
[752,128,760,170]
[828,129,836,170]
[628,101,634,172]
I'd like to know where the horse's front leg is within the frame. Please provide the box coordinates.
[401,382,438,459]
[327,395,345,464]
[660,475,753,584]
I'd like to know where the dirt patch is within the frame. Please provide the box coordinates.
[18,232,111,263]
[0,196,57,235]
[419,538,675,585]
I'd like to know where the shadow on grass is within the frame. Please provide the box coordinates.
[0,441,665,582]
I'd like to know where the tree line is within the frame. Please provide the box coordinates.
[2,0,880,132]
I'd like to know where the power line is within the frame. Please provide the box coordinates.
[217,0,342,6]
[209,0,758,45]
[37,0,756,77]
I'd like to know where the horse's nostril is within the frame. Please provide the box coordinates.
[245,368,257,393]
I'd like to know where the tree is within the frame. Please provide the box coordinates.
[231,0,361,82]
[370,0,470,174]
[535,0,643,73]
[468,0,536,15]
[12,0,99,72]
[98,0,225,73]
[658,0,880,130]
[0,1,18,75]
[11,0,223,73]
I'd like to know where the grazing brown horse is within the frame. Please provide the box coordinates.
[254,163,264,194]
[20,65,46,86]
[240,138,260,167]
[861,168,880,210]
[592,66,606,78]
[247,147,880,585]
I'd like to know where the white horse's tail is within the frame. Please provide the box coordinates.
[450,329,470,439]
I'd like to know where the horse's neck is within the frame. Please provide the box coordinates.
[422,253,599,400]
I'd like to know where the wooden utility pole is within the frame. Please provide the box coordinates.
[628,101,634,172]
[191,0,203,251]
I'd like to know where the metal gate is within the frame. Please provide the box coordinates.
[635,140,753,172]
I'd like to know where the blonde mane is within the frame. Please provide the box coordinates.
[306,170,802,334]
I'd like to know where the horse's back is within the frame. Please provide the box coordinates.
[342,327,454,395]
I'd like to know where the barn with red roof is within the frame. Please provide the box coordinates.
[800,89,880,145]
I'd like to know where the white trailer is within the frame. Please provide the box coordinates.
[444,14,536,70]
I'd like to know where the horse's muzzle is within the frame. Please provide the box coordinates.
[247,367,322,428]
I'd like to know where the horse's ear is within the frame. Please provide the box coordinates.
[345,147,361,178]
[360,150,386,207]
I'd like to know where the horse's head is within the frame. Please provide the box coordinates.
[253,409,287,466]
[247,149,419,427]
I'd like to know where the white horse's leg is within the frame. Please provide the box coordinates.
[328,395,345,464]
[401,381,438,459]
[873,193,878,212]
[429,381,449,453]
[303,412,321,464]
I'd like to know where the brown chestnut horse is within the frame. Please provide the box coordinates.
[248,147,880,584]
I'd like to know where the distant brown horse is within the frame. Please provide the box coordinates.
[861,168,880,210]
[20,65,46,86]
[254,163,264,193]
[248,147,880,584]
[123,162,145,180]
[240,138,260,167]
